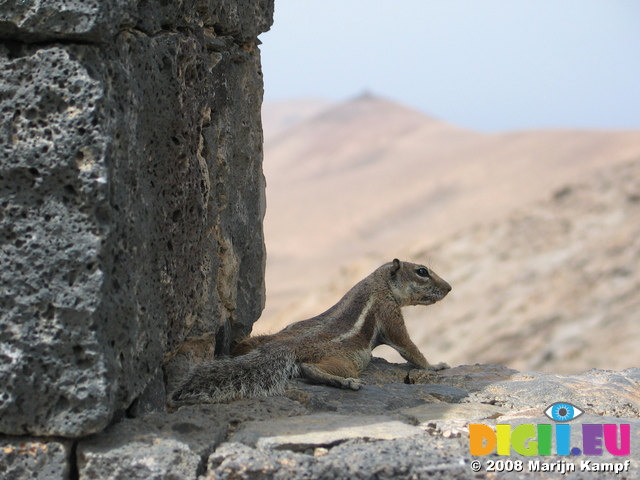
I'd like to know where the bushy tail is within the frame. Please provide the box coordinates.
[168,346,299,407]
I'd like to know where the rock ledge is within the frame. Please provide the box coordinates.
[3,360,639,479]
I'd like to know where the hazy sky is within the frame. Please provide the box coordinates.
[259,0,640,132]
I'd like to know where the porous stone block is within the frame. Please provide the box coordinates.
[0,437,72,480]
[0,44,114,437]
[76,408,228,479]
[0,0,272,437]
[0,0,274,44]
[77,420,201,480]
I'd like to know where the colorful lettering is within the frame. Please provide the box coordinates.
[511,424,537,456]
[556,424,571,456]
[469,424,496,456]
[496,424,511,455]
[469,422,631,457]
[604,424,630,456]
[537,424,552,455]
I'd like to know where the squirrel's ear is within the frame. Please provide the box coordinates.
[391,259,401,276]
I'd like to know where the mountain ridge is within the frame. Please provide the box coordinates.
[258,94,640,373]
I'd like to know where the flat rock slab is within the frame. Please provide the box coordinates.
[399,402,507,424]
[409,363,520,392]
[231,413,424,450]
[286,379,468,415]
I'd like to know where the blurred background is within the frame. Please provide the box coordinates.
[255,0,640,373]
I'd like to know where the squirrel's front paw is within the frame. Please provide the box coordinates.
[342,377,364,390]
[425,362,450,371]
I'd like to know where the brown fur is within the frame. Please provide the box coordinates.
[169,259,451,405]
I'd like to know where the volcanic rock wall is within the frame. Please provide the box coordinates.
[0,0,272,437]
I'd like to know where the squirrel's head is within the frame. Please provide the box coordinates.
[386,258,452,307]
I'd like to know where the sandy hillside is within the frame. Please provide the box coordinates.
[411,158,640,373]
[262,98,335,142]
[258,94,640,373]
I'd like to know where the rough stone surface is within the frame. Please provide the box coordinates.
[0,1,274,44]
[77,428,201,480]
[463,367,640,417]
[0,1,273,436]
[409,363,519,391]
[206,438,473,480]
[0,437,72,480]
[198,363,640,480]
[76,408,228,479]
[0,44,114,436]
[3,361,628,479]
[286,379,468,415]
[206,419,640,480]
[177,396,310,427]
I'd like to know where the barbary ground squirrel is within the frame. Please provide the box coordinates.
[169,259,451,406]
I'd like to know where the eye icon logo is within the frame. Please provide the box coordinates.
[544,402,584,422]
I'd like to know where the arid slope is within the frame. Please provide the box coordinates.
[259,95,640,373]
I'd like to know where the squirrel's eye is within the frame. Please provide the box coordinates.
[416,268,430,278]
